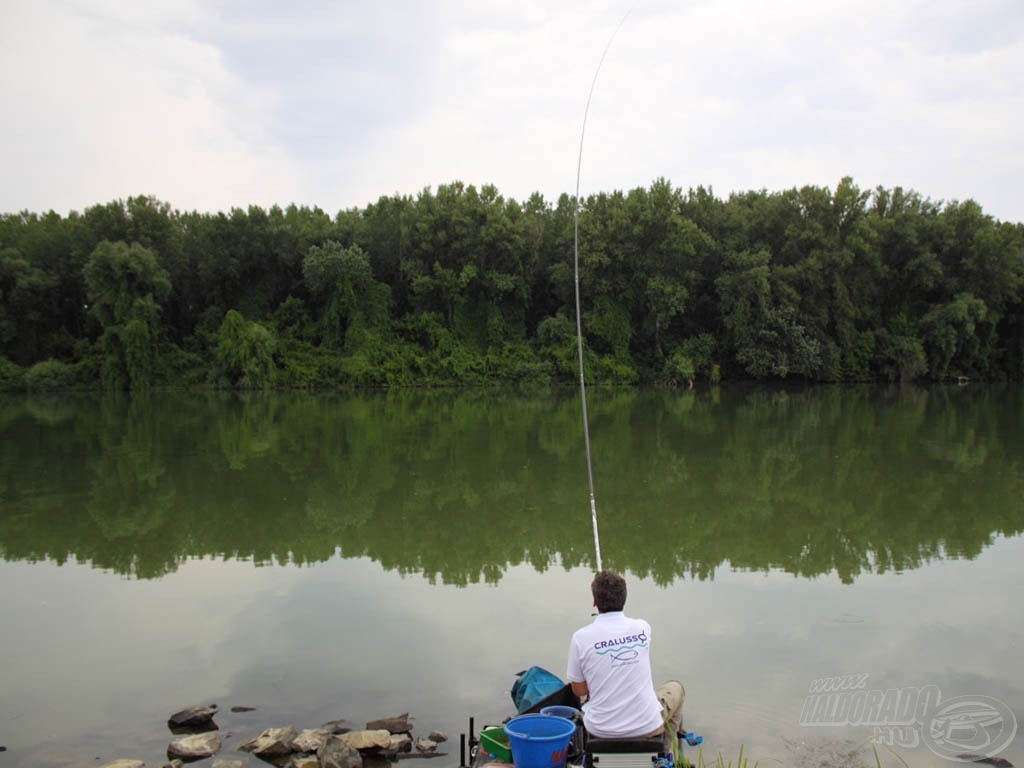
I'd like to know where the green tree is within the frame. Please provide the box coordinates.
[735,305,821,379]
[0,247,56,364]
[920,292,988,378]
[870,187,945,319]
[214,309,276,389]
[0,178,1021,386]
[83,241,171,389]
[302,241,389,351]
[631,180,708,365]
[716,248,771,372]
[359,194,415,314]
[875,314,927,383]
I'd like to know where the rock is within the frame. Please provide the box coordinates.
[319,735,363,768]
[381,733,413,757]
[367,714,413,734]
[290,756,320,768]
[237,726,297,757]
[212,760,246,768]
[292,728,330,753]
[231,705,257,713]
[415,738,438,753]
[321,719,350,734]
[168,731,222,760]
[339,729,392,751]
[98,761,145,768]
[168,703,219,729]
[161,760,184,768]
[428,731,448,743]
[957,756,1014,768]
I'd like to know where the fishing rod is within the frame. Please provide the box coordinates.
[573,3,638,574]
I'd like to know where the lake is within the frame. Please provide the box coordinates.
[0,385,1021,768]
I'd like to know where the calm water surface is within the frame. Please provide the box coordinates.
[0,386,1021,768]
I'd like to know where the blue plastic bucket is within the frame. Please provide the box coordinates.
[539,705,582,722]
[503,714,576,768]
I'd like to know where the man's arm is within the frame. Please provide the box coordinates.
[567,632,588,699]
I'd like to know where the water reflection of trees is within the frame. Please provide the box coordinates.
[0,386,1020,584]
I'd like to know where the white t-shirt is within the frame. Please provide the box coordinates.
[566,611,663,738]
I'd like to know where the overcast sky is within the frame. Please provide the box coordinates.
[2,0,1022,222]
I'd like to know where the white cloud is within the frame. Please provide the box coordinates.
[332,0,1023,221]
[0,0,299,214]
[1,0,1021,221]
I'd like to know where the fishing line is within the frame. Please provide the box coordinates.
[573,2,638,574]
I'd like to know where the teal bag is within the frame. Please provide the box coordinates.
[511,666,565,712]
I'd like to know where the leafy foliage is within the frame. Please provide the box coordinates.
[214,310,276,389]
[0,178,1021,387]
[0,356,24,391]
[83,240,171,389]
[24,359,79,390]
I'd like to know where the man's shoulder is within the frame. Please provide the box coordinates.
[570,621,596,640]
[573,613,650,636]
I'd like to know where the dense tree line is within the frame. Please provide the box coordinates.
[1,177,1021,389]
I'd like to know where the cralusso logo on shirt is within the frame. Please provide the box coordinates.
[594,632,647,665]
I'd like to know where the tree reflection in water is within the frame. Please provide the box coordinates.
[0,385,1021,584]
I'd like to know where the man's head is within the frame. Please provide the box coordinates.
[591,570,627,613]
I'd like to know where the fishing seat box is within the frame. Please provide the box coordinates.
[586,738,665,768]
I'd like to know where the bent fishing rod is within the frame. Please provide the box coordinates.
[573,3,637,574]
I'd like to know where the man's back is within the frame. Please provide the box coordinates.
[567,610,663,738]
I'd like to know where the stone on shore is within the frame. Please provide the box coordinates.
[168,704,219,729]
[237,726,297,757]
[381,733,413,757]
[367,714,413,734]
[98,761,145,768]
[211,759,246,768]
[292,727,330,753]
[322,719,350,734]
[339,729,392,751]
[167,731,222,759]
[415,737,438,753]
[319,735,364,768]
[428,731,448,743]
[957,756,1014,768]
[290,756,320,768]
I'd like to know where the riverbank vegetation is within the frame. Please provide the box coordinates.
[1,178,1021,389]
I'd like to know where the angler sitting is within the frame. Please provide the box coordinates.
[566,570,684,749]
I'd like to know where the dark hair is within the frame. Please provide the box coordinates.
[591,570,627,612]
